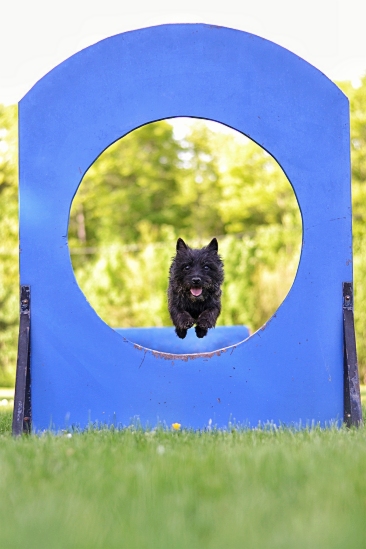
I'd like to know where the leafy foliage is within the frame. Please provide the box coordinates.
[70,119,301,337]
[0,105,18,386]
[338,78,366,382]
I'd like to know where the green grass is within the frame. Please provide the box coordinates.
[0,409,366,549]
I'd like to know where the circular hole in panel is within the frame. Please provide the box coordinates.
[68,118,302,353]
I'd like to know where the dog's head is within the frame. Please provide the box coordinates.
[170,238,224,300]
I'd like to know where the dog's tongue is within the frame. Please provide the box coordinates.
[190,287,202,297]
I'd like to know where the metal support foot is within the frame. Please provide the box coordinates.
[12,286,31,436]
[343,282,362,427]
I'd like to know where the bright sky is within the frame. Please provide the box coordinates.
[1,0,366,105]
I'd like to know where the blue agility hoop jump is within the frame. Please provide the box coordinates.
[13,24,362,433]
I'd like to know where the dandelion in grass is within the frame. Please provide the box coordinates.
[172,423,181,430]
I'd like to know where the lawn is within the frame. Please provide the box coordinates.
[0,406,365,549]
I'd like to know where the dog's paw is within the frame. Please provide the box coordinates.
[196,319,214,330]
[195,326,208,338]
[175,327,188,339]
[196,310,218,330]
[177,312,195,330]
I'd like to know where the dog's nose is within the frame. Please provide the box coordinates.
[192,277,201,285]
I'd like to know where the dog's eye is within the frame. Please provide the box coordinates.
[204,265,209,270]
[184,265,191,270]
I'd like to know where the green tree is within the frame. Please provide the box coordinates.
[172,122,224,240]
[70,118,301,336]
[69,119,227,260]
[338,77,366,383]
[69,121,187,254]
[0,104,18,386]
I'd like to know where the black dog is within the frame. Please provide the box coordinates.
[168,238,224,339]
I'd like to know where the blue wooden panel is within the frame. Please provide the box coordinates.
[18,24,351,430]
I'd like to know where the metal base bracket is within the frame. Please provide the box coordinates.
[12,285,31,436]
[343,282,363,427]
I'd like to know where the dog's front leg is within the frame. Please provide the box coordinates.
[171,310,195,339]
[195,308,220,338]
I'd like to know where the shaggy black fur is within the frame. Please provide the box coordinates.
[168,238,224,339]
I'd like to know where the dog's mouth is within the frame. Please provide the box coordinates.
[190,287,202,297]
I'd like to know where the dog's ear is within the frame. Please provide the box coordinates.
[176,238,188,252]
[207,238,218,252]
